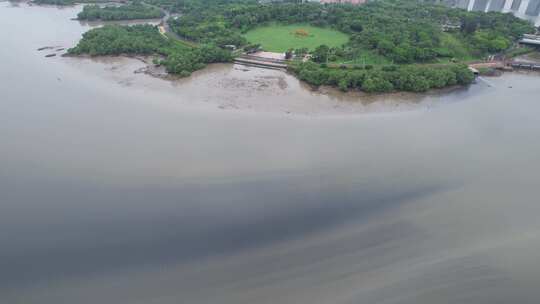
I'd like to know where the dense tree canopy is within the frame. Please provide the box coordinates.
[289,61,474,93]
[77,1,164,21]
[163,0,534,62]
[68,24,170,55]
[68,24,232,76]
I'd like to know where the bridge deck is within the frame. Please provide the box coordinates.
[234,57,288,69]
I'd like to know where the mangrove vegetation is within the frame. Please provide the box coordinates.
[67,24,232,76]
[77,1,164,21]
[68,0,536,92]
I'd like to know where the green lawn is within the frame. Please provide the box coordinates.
[243,23,349,52]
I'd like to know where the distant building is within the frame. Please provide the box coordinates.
[447,0,540,17]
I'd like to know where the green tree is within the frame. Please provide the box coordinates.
[312,45,330,63]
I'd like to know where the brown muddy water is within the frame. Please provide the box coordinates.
[2,2,540,304]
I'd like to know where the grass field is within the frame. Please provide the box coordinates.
[243,23,349,52]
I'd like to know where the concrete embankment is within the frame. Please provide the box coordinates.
[509,62,540,70]
[233,57,287,69]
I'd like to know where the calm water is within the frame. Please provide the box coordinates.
[1,2,540,303]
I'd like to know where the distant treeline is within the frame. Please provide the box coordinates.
[77,1,164,20]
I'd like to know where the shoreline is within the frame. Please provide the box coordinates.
[58,53,486,116]
[61,52,540,99]
[66,53,478,97]
[55,46,540,110]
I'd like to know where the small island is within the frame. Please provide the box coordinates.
[67,0,538,93]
